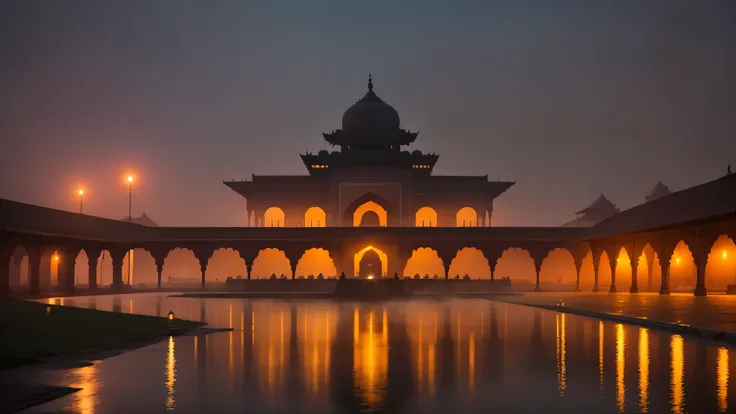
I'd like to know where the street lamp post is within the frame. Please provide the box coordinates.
[127,175,134,286]
[78,189,84,214]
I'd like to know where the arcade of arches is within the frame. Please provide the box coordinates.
[7,234,736,295]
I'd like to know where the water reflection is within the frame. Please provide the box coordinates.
[165,336,176,411]
[638,327,650,412]
[32,295,736,413]
[671,334,685,414]
[718,347,729,412]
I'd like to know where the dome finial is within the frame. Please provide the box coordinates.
[368,73,373,91]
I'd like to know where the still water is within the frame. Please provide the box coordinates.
[23,293,736,413]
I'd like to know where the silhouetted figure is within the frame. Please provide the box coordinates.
[339,272,346,280]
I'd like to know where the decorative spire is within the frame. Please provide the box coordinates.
[368,73,373,91]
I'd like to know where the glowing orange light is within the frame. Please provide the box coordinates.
[53,254,59,261]
[78,189,84,196]
[127,175,134,183]
[167,311,175,321]
[367,275,374,280]
[675,257,681,265]
[723,251,728,260]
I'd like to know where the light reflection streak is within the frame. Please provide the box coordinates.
[556,313,567,395]
[469,332,475,394]
[599,321,604,393]
[165,336,176,411]
[638,328,649,413]
[670,335,684,414]
[616,324,625,413]
[72,364,98,414]
[718,347,728,412]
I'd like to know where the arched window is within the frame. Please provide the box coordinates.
[415,207,438,227]
[264,207,285,227]
[456,207,478,227]
[304,207,327,227]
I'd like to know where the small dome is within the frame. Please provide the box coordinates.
[340,75,401,149]
[318,150,329,157]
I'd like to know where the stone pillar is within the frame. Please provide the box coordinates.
[592,259,599,292]
[156,263,163,289]
[9,254,21,287]
[532,255,543,292]
[291,262,297,280]
[199,260,207,290]
[29,251,40,294]
[645,250,654,292]
[444,262,451,280]
[246,263,253,280]
[0,248,10,297]
[609,256,617,294]
[61,255,76,293]
[111,253,124,289]
[659,258,670,295]
[630,256,639,293]
[693,249,707,297]
[88,255,98,290]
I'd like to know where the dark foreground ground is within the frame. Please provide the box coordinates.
[0,299,204,370]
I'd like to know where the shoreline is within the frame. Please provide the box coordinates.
[499,299,736,346]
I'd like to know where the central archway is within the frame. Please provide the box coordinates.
[354,246,388,277]
[342,191,394,227]
[359,250,382,278]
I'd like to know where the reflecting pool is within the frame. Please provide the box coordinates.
[24,294,736,413]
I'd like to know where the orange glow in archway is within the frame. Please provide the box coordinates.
[403,247,444,277]
[456,207,477,227]
[415,207,438,227]
[353,202,387,227]
[304,207,327,227]
[296,248,337,277]
[264,207,285,227]
[354,245,388,277]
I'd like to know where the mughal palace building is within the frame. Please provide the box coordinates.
[225,76,513,229]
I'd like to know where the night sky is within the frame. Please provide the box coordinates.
[1,1,734,227]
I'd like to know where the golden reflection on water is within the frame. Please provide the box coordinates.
[469,332,475,394]
[671,334,685,414]
[165,336,176,411]
[354,308,389,407]
[718,347,729,412]
[599,321,604,393]
[638,328,649,413]
[71,364,98,414]
[556,313,566,396]
[616,324,625,413]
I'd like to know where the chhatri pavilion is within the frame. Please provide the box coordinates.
[225,75,514,228]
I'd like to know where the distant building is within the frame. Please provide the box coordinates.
[645,181,671,203]
[120,213,158,227]
[561,194,619,227]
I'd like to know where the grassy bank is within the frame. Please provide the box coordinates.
[0,299,204,370]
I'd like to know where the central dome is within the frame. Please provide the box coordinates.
[341,75,400,149]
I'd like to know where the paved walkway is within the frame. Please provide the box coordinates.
[501,292,736,333]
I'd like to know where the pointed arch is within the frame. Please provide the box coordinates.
[163,248,201,285]
[354,246,388,277]
[448,247,491,279]
[296,248,337,277]
[539,248,576,290]
[343,191,394,227]
[206,248,247,282]
[668,240,696,293]
[495,248,536,288]
[251,248,291,279]
[403,247,443,278]
[706,234,736,293]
